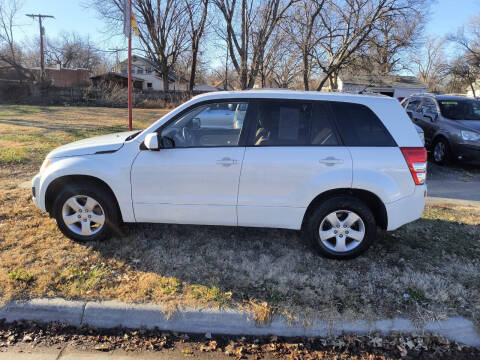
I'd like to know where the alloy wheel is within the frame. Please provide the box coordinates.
[319,210,365,253]
[434,141,446,163]
[61,195,105,236]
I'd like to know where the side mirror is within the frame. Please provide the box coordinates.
[144,132,160,150]
[192,117,201,130]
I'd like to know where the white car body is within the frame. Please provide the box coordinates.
[32,90,426,238]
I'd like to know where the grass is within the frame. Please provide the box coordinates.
[0,105,167,165]
[0,105,479,326]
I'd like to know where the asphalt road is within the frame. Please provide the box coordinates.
[427,162,480,202]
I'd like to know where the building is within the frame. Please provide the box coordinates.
[336,74,427,101]
[30,63,90,87]
[111,56,188,91]
[0,61,89,87]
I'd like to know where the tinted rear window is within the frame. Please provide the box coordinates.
[331,102,396,146]
[251,100,340,146]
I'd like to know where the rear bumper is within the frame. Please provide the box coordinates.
[451,142,480,162]
[385,185,426,231]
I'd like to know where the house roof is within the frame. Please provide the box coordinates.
[118,55,188,83]
[340,74,426,89]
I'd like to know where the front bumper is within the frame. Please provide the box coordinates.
[385,185,426,231]
[31,173,45,211]
[452,142,480,162]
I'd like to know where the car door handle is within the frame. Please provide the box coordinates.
[319,157,344,166]
[216,157,238,167]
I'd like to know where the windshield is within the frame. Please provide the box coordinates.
[438,100,480,120]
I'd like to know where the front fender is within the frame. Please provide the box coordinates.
[36,150,136,222]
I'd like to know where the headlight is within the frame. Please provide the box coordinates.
[40,158,51,172]
[461,130,480,141]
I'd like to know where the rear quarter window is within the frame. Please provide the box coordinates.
[330,102,396,147]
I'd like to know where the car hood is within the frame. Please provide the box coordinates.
[457,120,480,132]
[47,131,138,159]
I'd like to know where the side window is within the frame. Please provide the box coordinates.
[331,102,396,147]
[422,98,437,114]
[311,102,340,145]
[406,99,421,112]
[253,101,311,146]
[161,101,248,148]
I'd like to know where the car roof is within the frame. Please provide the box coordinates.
[191,89,393,103]
[408,93,476,101]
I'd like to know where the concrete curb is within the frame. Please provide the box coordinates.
[1,298,479,347]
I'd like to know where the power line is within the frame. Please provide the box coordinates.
[26,14,55,81]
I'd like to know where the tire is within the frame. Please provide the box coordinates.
[305,196,376,259]
[432,138,452,165]
[52,181,120,242]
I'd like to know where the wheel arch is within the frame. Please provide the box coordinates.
[302,188,388,231]
[45,175,123,222]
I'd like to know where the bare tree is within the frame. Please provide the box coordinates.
[449,15,480,68]
[284,0,325,90]
[447,15,480,95]
[312,0,429,91]
[446,55,479,96]
[135,0,189,92]
[43,32,107,73]
[411,37,447,92]
[89,0,189,92]
[360,4,427,75]
[0,0,33,79]
[214,0,295,89]
[185,0,208,91]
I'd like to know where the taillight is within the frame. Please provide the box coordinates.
[400,147,427,185]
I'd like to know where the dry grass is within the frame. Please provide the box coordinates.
[0,105,167,164]
[0,105,479,326]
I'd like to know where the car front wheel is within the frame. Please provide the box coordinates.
[305,196,376,259]
[432,138,452,165]
[53,181,120,242]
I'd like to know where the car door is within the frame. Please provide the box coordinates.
[237,99,352,230]
[406,97,422,123]
[418,98,439,144]
[131,100,250,226]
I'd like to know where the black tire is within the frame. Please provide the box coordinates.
[432,138,452,165]
[305,196,376,259]
[52,181,120,242]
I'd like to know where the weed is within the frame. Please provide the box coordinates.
[8,269,35,284]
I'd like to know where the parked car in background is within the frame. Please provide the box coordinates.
[414,124,425,145]
[32,90,426,259]
[401,94,480,164]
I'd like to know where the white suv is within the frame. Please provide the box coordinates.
[32,91,427,259]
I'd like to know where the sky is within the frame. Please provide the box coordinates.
[15,0,480,64]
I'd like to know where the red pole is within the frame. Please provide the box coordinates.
[127,0,133,131]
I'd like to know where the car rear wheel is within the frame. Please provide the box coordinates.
[305,196,376,259]
[432,138,452,165]
[53,181,120,242]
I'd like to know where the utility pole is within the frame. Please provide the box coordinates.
[26,14,54,81]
